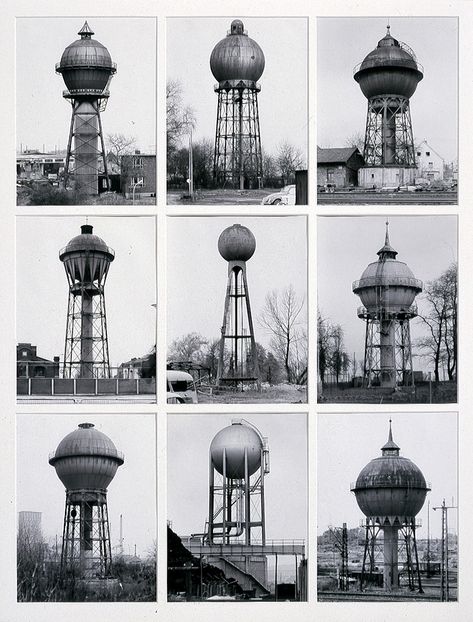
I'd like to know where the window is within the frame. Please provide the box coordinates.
[416,151,421,156]
[130,176,144,188]
[133,156,144,169]
[327,168,334,181]
[22,350,28,357]
[426,151,430,156]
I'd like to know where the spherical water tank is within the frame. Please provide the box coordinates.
[57,21,116,95]
[210,19,265,85]
[210,421,262,479]
[354,29,423,100]
[218,224,256,262]
[352,427,429,519]
[49,423,124,491]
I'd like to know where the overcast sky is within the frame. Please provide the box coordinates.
[16,17,156,154]
[167,17,308,159]
[317,215,457,375]
[167,216,307,352]
[17,413,156,558]
[17,216,156,369]
[168,412,307,580]
[318,17,458,163]
[317,412,458,540]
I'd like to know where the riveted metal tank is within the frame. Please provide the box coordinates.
[352,425,429,519]
[352,225,422,314]
[59,224,115,287]
[210,19,265,85]
[49,423,124,491]
[218,224,256,262]
[56,21,116,95]
[354,28,423,99]
[210,420,262,479]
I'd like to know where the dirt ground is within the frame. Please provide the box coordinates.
[167,188,280,205]
[197,382,307,404]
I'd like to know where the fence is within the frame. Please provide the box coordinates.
[17,376,155,396]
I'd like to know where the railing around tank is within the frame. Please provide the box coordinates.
[59,243,115,257]
[49,447,125,462]
[352,276,423,290]
[353,56,424,77]
[356,304,419,319]
[351,480,431,490]
[55,60,117,72]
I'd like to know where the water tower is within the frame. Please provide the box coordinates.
[207,419,270,586]
[210,19,265,189]
[56,21,116,195]
[352,222,422,388]
[351,421,429,592]
[60,224,115,379]
[216,224,260,388]
[354,25,423,187]
[49,423,124,579]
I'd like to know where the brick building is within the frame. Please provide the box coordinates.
[317,147,365,188]
[17,343,60,378]
[120,152,156,199]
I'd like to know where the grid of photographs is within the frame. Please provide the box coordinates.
[2,4,468,622]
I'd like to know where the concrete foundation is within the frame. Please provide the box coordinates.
[358,167,417,189]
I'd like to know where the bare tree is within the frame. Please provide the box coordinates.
[259,286,306,383]
[344,131,365,154]
[168,332,208,362]
[275,142,305,184]
[317,309,350,386]
[416,263,457,381]
[166,79,196,157]
[106,133,137,173]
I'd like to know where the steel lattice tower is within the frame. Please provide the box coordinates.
[49,423,124,581]
[354,26,423,187]
[56,21,116,195]
[210,20,265,189]
[216,224,260,388]
[60,224,115,379]
[353,222,422,388]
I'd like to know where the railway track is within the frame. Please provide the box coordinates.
[318,192,457,205]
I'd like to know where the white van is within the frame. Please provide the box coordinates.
[166,370,198,404]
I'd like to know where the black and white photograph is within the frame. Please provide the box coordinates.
[17,216,156,402]
[167,413,307,601]
[318,215,457,404]
[317,17,458,204]
[17,413,157,602]
[167,216,307,404]
[16,17,157,205]
[317,413,458,601]
[167,17,308,205]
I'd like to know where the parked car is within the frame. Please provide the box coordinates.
[261,184,296,205]
[166,370,198,404]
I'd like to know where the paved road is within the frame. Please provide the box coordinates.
[318,192,457,205]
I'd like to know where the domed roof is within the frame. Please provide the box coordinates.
[50,423,124,464]
[210,420,263,478]
[58,21,114,72]
[358,27,420,73]
[59,224,115,260]
[353,222,422,292]
[218,224,256,262]
[210,19,265,85]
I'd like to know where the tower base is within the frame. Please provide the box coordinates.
[358,167,417,189]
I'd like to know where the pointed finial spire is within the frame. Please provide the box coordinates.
[377,219,398,259]
[78,21,94,39]
[385,219,390,246]
[381,418,400,455]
